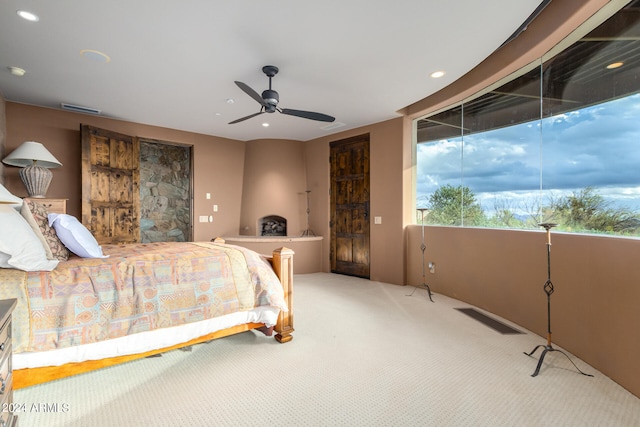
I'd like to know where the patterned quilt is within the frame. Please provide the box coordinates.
[0,242,286,353]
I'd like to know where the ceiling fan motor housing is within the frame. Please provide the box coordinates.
[262,89,279,112]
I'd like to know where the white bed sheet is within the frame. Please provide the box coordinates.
[13,306,280,370]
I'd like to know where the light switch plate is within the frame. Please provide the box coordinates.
[374,216,382,224]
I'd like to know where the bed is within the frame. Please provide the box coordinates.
[0,195,294,389]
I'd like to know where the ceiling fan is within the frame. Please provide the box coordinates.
[229,65,335,124]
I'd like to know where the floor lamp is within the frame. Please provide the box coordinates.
[524,222,592,377]
[408,208,434,302]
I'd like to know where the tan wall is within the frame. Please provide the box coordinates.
[4,103,245,241]
[239,139,307,236]
[222,238,323,274]
[405,225,640,398]
[304,118,407,285]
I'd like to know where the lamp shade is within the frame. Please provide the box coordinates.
[2,141,62,168]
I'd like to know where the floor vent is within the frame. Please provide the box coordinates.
[455,308,523,335]
[61,103,101,115]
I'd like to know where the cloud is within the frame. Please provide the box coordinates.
[417,94,640,211]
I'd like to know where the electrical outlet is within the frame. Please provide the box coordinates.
[213,204,218,212]
[429,262,436,274]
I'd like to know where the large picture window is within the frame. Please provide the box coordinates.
[416,2,640,237]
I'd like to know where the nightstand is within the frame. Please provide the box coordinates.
[26,198,67,214]
[0,299,17,427]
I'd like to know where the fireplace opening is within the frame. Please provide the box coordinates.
[258,215,287,236]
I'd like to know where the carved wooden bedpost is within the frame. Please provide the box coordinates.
[272,247,294,343]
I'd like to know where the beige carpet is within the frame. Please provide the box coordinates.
[14,273,640,426]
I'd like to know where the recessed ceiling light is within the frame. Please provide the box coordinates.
[80,49,111,63]
[215,112,222,116]
[430,71,445,78]
[262,123,269,127]
[7,66,26,77]
[17,10,39,22]
[606,62,624,69]
[226,98,235,104]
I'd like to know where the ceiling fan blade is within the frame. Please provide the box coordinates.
[228,111,264,124]
[235,81,267,106]
[280,108,335,122]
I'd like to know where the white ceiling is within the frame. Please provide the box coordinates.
[0,1,543,142]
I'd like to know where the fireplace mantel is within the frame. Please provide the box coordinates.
[225,236,322,243]
[222,235,323,273]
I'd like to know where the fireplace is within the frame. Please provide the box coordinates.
[258,215,287,236]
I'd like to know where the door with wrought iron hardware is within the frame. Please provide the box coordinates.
[330,134,370,278]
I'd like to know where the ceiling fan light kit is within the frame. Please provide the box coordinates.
[229,65,335,124]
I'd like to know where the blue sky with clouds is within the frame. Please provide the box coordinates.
[417,94,640,214]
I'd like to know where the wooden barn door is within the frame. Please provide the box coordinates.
[330,134,370,278]
[81,125,140,244]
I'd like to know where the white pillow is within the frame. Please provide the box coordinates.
[0,183,22,210]
[0,205,59,271]
[48,213,109,258]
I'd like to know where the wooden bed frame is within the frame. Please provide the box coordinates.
[12,242,294,389]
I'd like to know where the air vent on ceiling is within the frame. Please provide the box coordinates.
[320,121,346,131]
[60,103,101,115]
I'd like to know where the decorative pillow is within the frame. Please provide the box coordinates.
[48,213,109,258]
[0,183,23,210]
[0,205,59,271]
[20,200,70,261]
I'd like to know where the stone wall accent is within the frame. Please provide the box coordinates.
[140,140,191,242]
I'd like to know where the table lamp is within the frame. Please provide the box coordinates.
[2,141,62,198]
